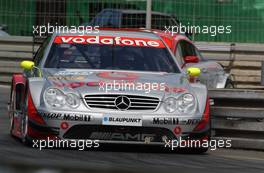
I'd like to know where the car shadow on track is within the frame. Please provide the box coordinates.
[93,144,209,155]
[7,134,209,155]
[38,142,209,155]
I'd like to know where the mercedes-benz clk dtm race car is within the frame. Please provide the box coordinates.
[8,29,210,153]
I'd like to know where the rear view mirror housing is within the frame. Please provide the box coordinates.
[20,60,42,77]
[20,60,35,71]
[187,67,201,77]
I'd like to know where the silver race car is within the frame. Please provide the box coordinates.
[9,29,210,153]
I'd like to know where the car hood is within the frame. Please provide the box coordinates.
[41,68,191,99]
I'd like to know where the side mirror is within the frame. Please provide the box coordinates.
[187,67,201,77]
[20,60,35,71]
[184,56,199,64]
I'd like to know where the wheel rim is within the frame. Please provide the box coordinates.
[22,115,28,141]
[9,112,14,133]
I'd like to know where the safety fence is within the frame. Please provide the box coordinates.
[1,0,264,43]
[196,42,264,89]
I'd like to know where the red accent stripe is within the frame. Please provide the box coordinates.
[27,91,46,125]
[193,97,210,132]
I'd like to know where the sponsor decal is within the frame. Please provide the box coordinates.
[153,117,179,125]
[48,75,86,81]
[39,112,91,122]
[153,117,201,125]
[50,71,187,93]
[185,119,201,125]
[97,71,139,81]
[52,81,104,89]
[52,80,187,93]
[53,81,86,89]
[54,71,94,76]
[165,86,186,93]
[89,132,155,141]
[102,115,142,126]
[54,36,165,48]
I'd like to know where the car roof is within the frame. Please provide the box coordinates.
[54,29,163,40]
[101,8,173,17]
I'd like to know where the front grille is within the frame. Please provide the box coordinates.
[84,94,160,111]
[63,125,175,142]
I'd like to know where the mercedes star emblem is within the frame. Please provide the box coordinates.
[114,96,131,110]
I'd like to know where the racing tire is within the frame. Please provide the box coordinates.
[21,92,33,146]
[21,114,32,146]
[9,85,15,135]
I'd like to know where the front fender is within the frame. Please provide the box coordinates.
[28,77,46,107]
[189,83,208,114]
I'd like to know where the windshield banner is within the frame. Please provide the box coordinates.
[54,36,165,48]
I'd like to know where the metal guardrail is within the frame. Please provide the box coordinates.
[209,89,264,150]
[0,36,38,85]
[195,42,264,89]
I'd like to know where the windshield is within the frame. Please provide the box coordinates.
[44,36,180,73]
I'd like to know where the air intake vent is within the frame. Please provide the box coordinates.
[84,94,159,111]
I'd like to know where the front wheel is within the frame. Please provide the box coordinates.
[21,114,32,146]
[21,92,32,146]
[9,83,16,136]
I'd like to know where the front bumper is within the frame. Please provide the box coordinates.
[30,109,209,145]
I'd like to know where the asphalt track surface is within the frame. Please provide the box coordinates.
[0,86,264,173]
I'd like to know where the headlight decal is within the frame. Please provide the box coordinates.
[163,93,197,114]
[44,88,80,109]
[65,93,80,108]
[163,97,177,113]
[178,93,196,114]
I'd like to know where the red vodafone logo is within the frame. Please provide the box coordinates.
[54,36,165,48]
